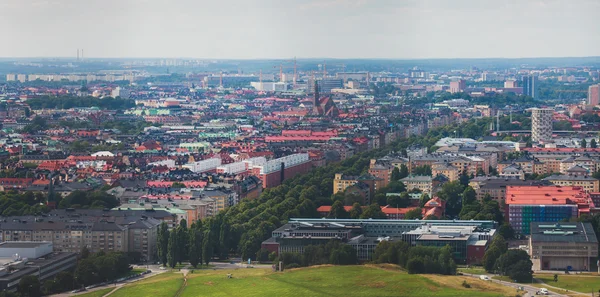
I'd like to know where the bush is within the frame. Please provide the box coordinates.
[461,280,471,288]
[285,263,301,269]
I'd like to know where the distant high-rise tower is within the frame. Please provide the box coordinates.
[313,82,320,107]
[588,84,600,106]
[449,79,466,93]
[522,75,538,99]
[531,108,553,143]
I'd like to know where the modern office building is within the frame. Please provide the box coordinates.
[308,78,343,94]
[522,75,538,99]
[505,186,596,234]
[529,222,598,272]
[531,108,553,142]
[588,84,600,106]
[261,218,496,262]
[402,225,495,264]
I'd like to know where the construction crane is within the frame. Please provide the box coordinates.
[273,58,296,83]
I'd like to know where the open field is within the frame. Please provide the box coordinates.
[80,265,541,297]
[109,265,520,297]
[535,274,600,295]
[109,272,184,297]
[492,273,600,297]
[457,266,487,275]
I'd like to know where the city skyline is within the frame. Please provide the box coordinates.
[1,0,599,59]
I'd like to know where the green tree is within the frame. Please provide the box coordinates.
[419,193,430,207]
[495,250,532,282]
[177,222,189,264]
[591,139,597,148]
[188,229,202,268]
[436,181,465,218]
[459,171,470,187]
[413,165,432,175]
[202,230,213,266]
[581,138,587,148]
[18,275,41,297]
[328,201,349,219]
[404,208,422,220]
[399,164,409,179]
[462,186,477,205]
[360,203,387,219]
[482,246,502,272]
[497,223,515,239]
[80,246,90,259]
[157,222,169,266]
[386,192,410,208]
[348,202,362,219]
[391,167,401,181]
[167,230,178,268]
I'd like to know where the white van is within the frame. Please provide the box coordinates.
[479,275,490,281]
[536,288,549,295]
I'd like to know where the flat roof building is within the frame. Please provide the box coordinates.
[505,186,596,234]
[529,222,598,272]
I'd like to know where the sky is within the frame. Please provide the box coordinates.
[0,0,599,59]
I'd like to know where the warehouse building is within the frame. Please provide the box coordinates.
[529,222,598,272]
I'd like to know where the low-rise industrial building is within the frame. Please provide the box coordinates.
[529,222,598,272]
[0,242,77,291]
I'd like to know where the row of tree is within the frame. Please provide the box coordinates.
[157,219,211,268]
[268,240,358,269]
[373,241,457,275]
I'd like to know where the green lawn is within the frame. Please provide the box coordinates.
[110,272,184,297]
[75,288,113,297]
[536,274,600,294]
[180,265,512,297]
[458,267,487,275]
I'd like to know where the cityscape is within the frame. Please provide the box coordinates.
[0,0,599,297]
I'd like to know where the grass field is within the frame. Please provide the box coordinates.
[109,272,184,297]
[535,274,600,294]
[179,265,515,297]
[75,288,113,297]
[88,265,532,297]
[457,267,487,275]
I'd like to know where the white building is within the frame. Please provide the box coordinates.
[149,159,176,168]
[183,158,222,173]
[531,108,553,143]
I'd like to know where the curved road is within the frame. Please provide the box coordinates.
[461,273,566,297]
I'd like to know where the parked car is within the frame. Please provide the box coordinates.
[536,288,549,295]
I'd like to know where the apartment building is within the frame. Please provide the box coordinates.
[542,174,599,192]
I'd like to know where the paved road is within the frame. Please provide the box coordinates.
[461,273,567,297]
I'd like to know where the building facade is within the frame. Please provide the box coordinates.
[529,222,598,271]
[531,108,553,143]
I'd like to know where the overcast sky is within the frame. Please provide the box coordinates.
[1,0,599,59]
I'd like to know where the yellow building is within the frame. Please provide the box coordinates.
[431,162,459,182]
[542,175,599,192]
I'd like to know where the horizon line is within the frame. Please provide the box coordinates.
[1,56,600,61]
